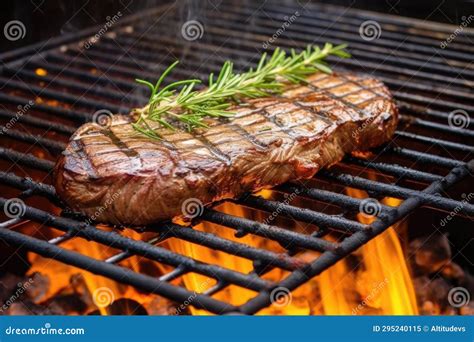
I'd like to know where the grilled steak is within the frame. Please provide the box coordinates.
[54,72,398,225]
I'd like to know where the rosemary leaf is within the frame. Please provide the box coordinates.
[133,43,350,137]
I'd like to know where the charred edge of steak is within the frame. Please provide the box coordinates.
[53,73,399,226]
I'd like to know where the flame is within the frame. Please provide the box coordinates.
[168,189,418,315]
[27,228,163,315]
[318,188,418,315]
[23,188,417,315]
[167,200,311,315]
[28,239,120,315]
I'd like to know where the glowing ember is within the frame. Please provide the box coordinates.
[26,228,165,315]
[35,68,47,76]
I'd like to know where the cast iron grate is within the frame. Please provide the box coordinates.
[0,0,473,314]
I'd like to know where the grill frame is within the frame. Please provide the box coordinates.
[0,0,473,315]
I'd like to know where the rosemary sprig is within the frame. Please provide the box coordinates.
[133,43,350,137]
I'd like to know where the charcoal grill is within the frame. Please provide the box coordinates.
[0,0,473,314]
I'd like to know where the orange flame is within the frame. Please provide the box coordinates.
[24,191,417,315]
[168,189,418,315]
[27,228,163,315]
[319,188,418,315]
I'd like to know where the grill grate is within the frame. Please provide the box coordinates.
[0,0,473,314]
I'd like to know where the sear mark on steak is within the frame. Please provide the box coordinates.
[54,72,399,225]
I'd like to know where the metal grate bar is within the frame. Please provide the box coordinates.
[395,131,474,153]
[0,148,55,172]
[201,209,337,252]
[390,147,466,168]
[400,101,472,126]
[110,33,474,105]
[342,157,443,183]
[47,48,168,86]
[0,3,173,64]
[278,183,394,213]
[117,27,473,111]
[320,170,474,215]
[392,91,474,112]
[309,2,474,38]
[105,235,166,264]
[237,1,474,48]
[239,162,472,314]
[220,2,474,61]
[122,24,473,71]
[3,65,143,105]
[400,117,474,138]
[1,128,66,153]
[0,220,236,314]
[0,197,271,292]
[0,93,92,123]
[162,222,306,271]
[0,171,59,205]
[0,1,472,314]
[0,77,126,114]
[373,76,473,101]
[138,15,474,88]
[110,30,473,98]
[64,47,167,77]
[0,109,76,135]
[159,266,188,283]
[238,195,367,232]
[26,58,139,92]
[48,232,74,245]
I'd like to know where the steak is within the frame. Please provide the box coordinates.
[54,72,398,225]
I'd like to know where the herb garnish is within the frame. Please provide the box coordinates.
[132,43,350,138]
